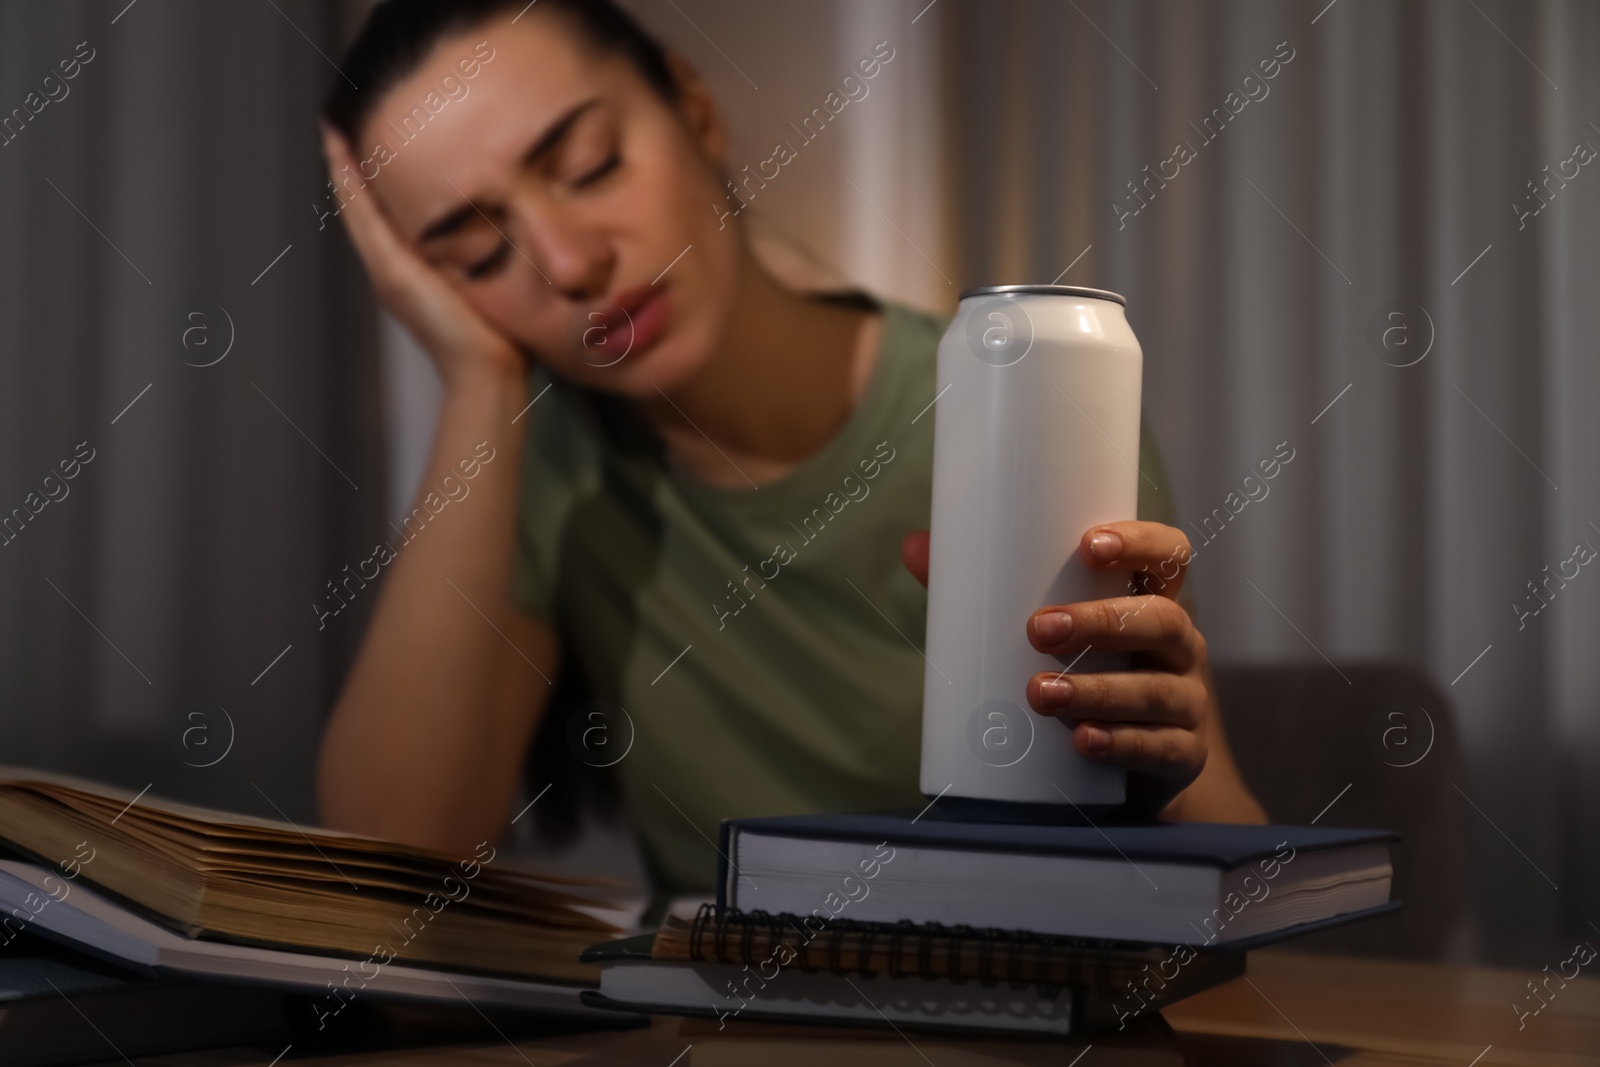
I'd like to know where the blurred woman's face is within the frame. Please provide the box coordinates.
[357,13,738,395]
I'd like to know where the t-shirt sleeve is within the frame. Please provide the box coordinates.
[1135,416,1199,612]
[1135,416,1182,530]
[507,374,590,624]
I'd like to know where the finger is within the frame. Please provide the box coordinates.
[318,130,512,365]
[901,530,929,588]
[1028,668,1204,730]
[1028,595,1200,672]
[318,125,374,235]
[1080,520,1192,600]
[336,195,418,286]
[319,126,433,296]
[318,120,349,169]
[1070,722,1206,784]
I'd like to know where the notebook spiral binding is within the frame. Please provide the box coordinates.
[686,903,1156,998]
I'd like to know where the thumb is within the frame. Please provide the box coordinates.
[901,530,930,588]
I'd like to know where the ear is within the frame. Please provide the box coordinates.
[665,50,728,168]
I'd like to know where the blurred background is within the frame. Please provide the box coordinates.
[0,0,1595,969]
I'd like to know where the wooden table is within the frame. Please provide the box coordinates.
[1163,950,1599,1066]
[116,950,1600,1066]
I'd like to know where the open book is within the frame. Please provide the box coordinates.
[0,767,624,985]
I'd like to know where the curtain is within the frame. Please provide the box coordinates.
[6,0,1591,969]
[928,0,1599,964]
[0,0,382,821]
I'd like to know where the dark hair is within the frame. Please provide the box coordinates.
[323,0,679,142]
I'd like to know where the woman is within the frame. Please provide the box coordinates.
[315,0,1266,897]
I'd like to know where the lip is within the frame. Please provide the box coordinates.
[595,284,656,332]
[588,283,671,363]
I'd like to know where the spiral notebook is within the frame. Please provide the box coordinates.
[578,908,1247,1036]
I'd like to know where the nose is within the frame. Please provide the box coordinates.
[507,193,614,302]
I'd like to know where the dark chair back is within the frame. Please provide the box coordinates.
[1211,661,1468,960]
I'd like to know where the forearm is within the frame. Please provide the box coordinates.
[1162,660,1268,825]
[317,366,543,848]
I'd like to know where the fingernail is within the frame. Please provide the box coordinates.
[1034,611,1073,643]
[1080,724,1111,752]
[1038,677,1074,706]
[1089,531,1122,564]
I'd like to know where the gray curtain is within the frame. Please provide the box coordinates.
[3,0,1594,971]
[0,1,381,821]
[939,0,1598,964]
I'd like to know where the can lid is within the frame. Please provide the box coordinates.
[958,284,1127,306]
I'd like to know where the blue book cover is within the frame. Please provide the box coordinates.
[715,813,1399,928]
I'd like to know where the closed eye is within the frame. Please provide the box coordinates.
[571,152,620,189]
[465,242,510,280]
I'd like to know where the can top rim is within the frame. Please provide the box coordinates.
[958,284,1127,306]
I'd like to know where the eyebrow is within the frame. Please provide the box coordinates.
[417,98,602,243]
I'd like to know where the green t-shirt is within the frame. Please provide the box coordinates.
[510,299,1178,895]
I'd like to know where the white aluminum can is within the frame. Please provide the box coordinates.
[920,285,1142,812]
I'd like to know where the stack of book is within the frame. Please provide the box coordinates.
[581,811,1398,1039]
[0,766,1399,1057]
